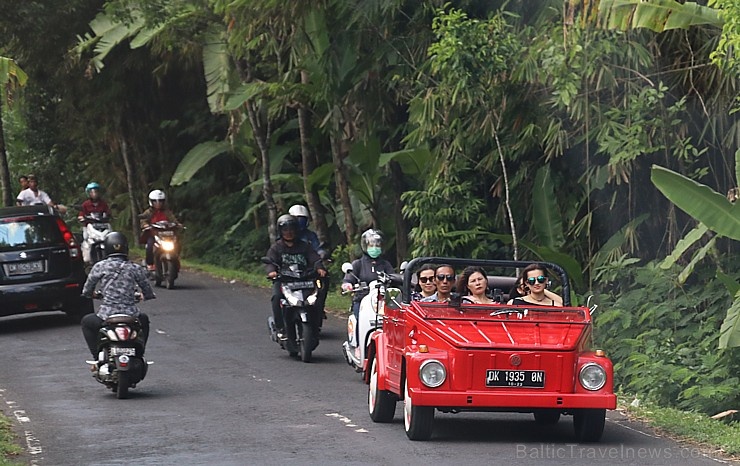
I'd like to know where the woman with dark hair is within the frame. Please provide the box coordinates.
[507,263,563,306]
[457,265,494,304]
[411,263,437,301]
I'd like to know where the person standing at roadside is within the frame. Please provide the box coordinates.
[16,174,66,213]
[18,175,28,193]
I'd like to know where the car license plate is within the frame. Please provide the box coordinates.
[110,347,136,356]
[7,260,44,276]
[486,370,545,388]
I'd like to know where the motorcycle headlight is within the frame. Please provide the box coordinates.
[419,359,446,388]
[579,362,607,391]
[161,240,175,252]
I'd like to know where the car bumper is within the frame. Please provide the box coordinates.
[0,280,84,317]
[409,388,617,410]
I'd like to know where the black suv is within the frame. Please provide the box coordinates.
[0,205,93,321]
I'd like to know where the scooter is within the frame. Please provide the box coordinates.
[85,291,151,399]
[145,220,183,289]
[79,212,112,270]
[263,257,323,363]
[341,262,404,376]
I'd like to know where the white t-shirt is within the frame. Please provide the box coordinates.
[17,188,52,206]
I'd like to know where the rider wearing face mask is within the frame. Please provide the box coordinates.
[341,229,394,323]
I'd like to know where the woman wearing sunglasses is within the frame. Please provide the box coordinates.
[507,263,563,306]
[411,264,437,301]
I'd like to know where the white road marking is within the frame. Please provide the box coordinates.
[325,412,369,433]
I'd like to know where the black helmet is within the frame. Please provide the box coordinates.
[104,232,129,258]
[277,214,298,239]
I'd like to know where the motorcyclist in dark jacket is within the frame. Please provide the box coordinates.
[265,214,327,337]
[341,229,394,321]
[288,204,330,326]
[81,232,156,362]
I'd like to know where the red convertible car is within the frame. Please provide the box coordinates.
[365,258,616,441]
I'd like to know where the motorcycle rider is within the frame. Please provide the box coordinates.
[81,232,156,368]
[139,189,181,272]
[265,214,327,339]
[341,229,394,323]
[77,182,112,264]
[288,204,330,325]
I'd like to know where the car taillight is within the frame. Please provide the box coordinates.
[56,218,81,259]
[114,326,132,340]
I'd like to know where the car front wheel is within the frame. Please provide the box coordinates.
[573,408,606,442]
[368,355,396,422]
[403,374,434,440]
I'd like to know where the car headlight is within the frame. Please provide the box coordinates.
[419,359,446,388]
[579,362,607,391]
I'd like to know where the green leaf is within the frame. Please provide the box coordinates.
[598,0,721,33]
[379,147,432,176]
[659,223,709,269]
[716,270,740,297]
[532,166,564,249]
[203,31,231,114]
[718,294,740,349]
[651,165,740,240]
[677,236,716,284]
[170,141,230,186]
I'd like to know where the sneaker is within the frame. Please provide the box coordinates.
[276,329,287,341]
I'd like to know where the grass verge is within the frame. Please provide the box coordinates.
[0,415,23,466]
[620,397,740,460]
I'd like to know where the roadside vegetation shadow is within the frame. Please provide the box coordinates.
[0,313,78,334]
[405,414,596,444]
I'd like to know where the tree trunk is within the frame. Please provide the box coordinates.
[0,107,13,207]
[298,71,329,246]
[389,160,407,265]
[330,109,356,247]
[119,137,139,240]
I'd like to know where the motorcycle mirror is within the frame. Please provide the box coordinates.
[399,260,409,273]
[341,262,353,274]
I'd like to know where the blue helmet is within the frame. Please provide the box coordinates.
[85,182,101,196]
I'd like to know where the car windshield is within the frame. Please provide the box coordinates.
[0,217,62,251]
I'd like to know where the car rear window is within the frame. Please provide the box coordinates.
[0,216,63,251]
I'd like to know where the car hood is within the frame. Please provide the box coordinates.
[411,304,590,350]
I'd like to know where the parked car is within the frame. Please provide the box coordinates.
[365,257,616,442]
[0,205,93,322]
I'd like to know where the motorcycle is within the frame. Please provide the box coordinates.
[144,220,183,289]
[341,262,404,376]
[263,257,323,363]
[85,291,151,399]
[79,212,112,270]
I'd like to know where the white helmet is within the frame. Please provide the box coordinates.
[288,204,310,230]
[148,189,166,206]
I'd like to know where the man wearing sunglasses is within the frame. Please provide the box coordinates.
[420,264,456,303]
[507,263,563,306]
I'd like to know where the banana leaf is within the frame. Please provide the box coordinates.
[651,165,740,241]
[719,294,740,349]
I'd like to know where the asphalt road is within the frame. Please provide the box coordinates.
[0,270,733,465]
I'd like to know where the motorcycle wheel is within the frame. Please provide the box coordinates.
[299,321,313,363]
[116,371,130,399]
[154,259,163,287]
[164,261,175,289]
